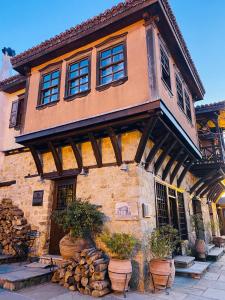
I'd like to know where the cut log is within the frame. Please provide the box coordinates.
[81,277,89,287]
[81,247,96,257]
[92,288,110,297]
[90,280,109,290]
[86,252,103,265]
[92,271,107,281]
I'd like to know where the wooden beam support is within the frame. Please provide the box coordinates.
[0,180,16,187]
[170,154,188,185]
[108,127,122,166]
[69,138,83,172]
[162,148,183,181]
[199,176,224,197]
[29,145,43,176]
[88,133,103,168]
[190,170,218,194]
[48,142,63,174]
[154,139,177,175]
[135,117,158,163]
[177,161,194,188]
[145,132,170,170]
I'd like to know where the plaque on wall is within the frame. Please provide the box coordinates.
[32,190,44,206]
[115,202,139,220]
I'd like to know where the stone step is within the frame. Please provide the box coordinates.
[176,261,211,279]
[0,263,53,291]
[207,244,216,252]
[39,255,70,268]
[0,255,25,265]
[174,255,195,268]
[207,247,224,261]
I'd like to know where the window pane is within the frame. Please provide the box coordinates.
[52,87,59,94]
[51,94,58,102]
[69,70,79,79]
[42,96,50,104]
[52,71,59,79]
[80,67,88,75]
[43,82,50,89]
[80,59,88,67]
[70,80,76,88]
[43,74,51,82]
[43,90,51,96]
[102,75,112,85]
[52,78,59,86]
[80,75,88,84]
[102,66,112,77]
[101,58,111,68]
[114,71,124,81]
[70,87,79,95]
[80,83,88,92]
[112,45,123,54]
[70,63,79,71]
[113,62,124,72]
[101,49,111,59]
[113,53,123,63]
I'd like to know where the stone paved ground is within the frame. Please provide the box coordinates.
[1,256,225,300]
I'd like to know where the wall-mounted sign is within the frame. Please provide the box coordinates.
[32,190,44,206]
[115,202,139,220]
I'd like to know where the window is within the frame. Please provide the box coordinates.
[66,57,90,97]
[98,43,126,86]
[39,70,60,105]
[9,96,24,129]
[176,75,184,110]
[160,46,171,90]
[184,90,192,122]
[155,182,169,227]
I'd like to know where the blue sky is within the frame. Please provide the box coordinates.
[0,0,224,104]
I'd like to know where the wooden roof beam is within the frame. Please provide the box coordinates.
[108,127,122,166]
[68,138,83,172]
[177,160,194,188]
[154,139,177,175]
[88,133,103,168]
[48,141,63,175]
[170,154,188,185]
[29,145,43,176]
[145,132,170,170]
[135,116,158,163]
[190,169,218,194]
[199,176,224,198]
[162,148,183,181]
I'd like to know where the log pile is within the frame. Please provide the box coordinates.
[52,247,111,297]
[0,198,31,256]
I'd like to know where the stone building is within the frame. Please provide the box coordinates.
[0,0,224,290]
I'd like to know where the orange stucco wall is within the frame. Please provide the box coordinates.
[23,21,150,134]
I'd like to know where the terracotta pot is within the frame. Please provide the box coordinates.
[59,234,92,259]
[108,258,132,292]
[149,259,175,289]
[195,239,206,258]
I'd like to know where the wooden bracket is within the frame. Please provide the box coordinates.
[170,154,188,185]
[88,133,103,168]
[108,127,122,166]
[162,148,183,181]
[48,142,63,175]
[154,139,177,175]
[29,145,43,176]
[69,138,83,172]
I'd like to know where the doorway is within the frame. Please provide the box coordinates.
[49,178,76,255]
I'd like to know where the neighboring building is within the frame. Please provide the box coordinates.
[0,0,224,290]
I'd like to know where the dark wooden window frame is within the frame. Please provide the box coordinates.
[37,64,62,109]
[64,56,91,101]
[96,41,128,91]
[184,89,192,123]
[160,45,171,92]
[9,94,25,130]
[176,74,185,111]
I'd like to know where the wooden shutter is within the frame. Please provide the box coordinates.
[9,100,20,128]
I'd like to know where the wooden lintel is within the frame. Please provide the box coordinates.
[88,133,103,168]
[29,145,43,176]
[69,138,83,172]
[145,132,170,170]
[48,142,63,174]
[154,139,177,175]
[108,127,122,166]
[0,180,16,187]
[170,154,188,185]
[177,161,194,188]
[162,148,183,181]
[135,117,158,163]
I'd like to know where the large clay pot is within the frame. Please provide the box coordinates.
[108,258,132,292]
[149,259,175,289]
[59,234,92,259]
[195,239,206,259]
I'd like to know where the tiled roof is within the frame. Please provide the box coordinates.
[10,0,204,94]
[0,74,26,91]
[196,100,225,113]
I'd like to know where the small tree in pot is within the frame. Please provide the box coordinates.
[100,232,139,292]
[148,225,179,290]
[52,199,105,259]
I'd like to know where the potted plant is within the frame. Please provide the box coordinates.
[52,199,105,259]
[148,225,179,290]
[100,232,139,292]
[191,214,206,259]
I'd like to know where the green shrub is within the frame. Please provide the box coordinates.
[149,225,180,259]
[100,232,139,259]
[52,199,105,239]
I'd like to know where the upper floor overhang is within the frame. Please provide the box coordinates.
[11,0,205,100]
[0,74,26,94]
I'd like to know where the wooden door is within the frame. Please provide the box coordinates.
[49,178,76,255]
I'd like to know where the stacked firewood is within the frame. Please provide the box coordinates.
[52,247,111,297]
[0,198,31,256]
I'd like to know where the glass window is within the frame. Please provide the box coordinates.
[99,43,126,86]
[66,58,90,97]
[184,90,192,122]
[160,46,171,90]
[40,70,60,105]
[176,75,184,110]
